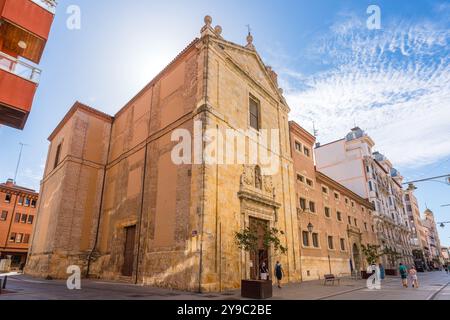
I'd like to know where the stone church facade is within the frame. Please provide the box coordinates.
[25,16,302,292]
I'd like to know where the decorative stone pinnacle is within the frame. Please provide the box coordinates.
[204,15,212,26]
[247,33,253,44]
[201,15,217,38]
[246,32,255,50]
[214,25,223,36]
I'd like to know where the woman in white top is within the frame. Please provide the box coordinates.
[409,266,419,289]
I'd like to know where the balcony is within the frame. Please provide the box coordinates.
[31,0,57,13]
[0,0,56,63]
[0,51,40,129]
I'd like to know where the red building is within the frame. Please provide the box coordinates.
[0,0,57,130]
[0,179,38,269]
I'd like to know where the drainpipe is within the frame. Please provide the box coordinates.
[198,36,209,293]
[86,121,113,278]
[135,141,149,284]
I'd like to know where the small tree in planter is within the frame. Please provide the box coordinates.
[383,248,402,275]
[235,224,287,299]
[361,244,383,279]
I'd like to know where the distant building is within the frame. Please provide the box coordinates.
[441,247,449,265]
[421,209,443,269]
[289,122,379,279]
[315,127,413,268]
[404,189,428,268]
[0,179,38,268]
[0,0,57,129]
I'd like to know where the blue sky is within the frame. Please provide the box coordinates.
[0,0,449,245]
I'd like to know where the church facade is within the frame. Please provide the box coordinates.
[25,16,302,292]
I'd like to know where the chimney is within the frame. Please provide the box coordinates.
[6,179,14,186]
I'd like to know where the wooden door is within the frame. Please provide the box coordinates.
[122,226,136,277]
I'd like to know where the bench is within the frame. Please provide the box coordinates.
[323,274,340,286]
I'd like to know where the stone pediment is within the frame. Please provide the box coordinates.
[210,39,284,103]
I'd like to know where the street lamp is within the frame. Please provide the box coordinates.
[307,223,314,233]
[407,183,417,192]
[438,221,450,228]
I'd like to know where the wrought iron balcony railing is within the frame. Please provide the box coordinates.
[31,0,58,13]
[0,51,41,83]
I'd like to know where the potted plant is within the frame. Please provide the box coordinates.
[235,223,287,299]
[361,244,383,279]
[383,248,402,276]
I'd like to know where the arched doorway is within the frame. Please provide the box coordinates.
[352,244,361,271]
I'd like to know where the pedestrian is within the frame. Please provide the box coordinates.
[379,263,385,280]
[409,266,419,288]
[445,265,448,274]
[274,261,284,289]
[260,261,269,281]
[399,263,408,288]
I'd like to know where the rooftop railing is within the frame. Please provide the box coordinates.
[30,0,57,14]
[0,51,41,83]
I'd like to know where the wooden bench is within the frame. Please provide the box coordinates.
[323,274,340,286]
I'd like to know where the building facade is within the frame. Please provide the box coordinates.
[315,128,413,268]
[441,247,449,265]
[0,0,56,129]
[404,189,428,268]
[289,122,379,279]
[26,16,302,292]
[421,209,443,269]
[0,179,38,268]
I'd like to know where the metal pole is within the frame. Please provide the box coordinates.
[403,174,450,185]
[14,143,27,184]
[328,255,332,274]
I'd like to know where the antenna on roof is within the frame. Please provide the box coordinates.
[313,121,321,148]
[246,24,252,35]
[312,121,318,138]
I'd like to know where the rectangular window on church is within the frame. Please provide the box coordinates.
[249,96,260,131]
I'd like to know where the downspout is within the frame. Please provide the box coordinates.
[198,36,209,293]
[86,120,113,277]
[135,141,149,284]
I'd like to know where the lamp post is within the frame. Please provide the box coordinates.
[438,222,450,229]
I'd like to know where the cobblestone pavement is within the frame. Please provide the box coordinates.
[0,271,449,300]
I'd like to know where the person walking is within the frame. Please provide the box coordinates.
[444,265,448,275]
[274,261,284,289]
[260,261,269,281]
[379,263,385,280]
[399,263,408,288]
[409,266,419,288]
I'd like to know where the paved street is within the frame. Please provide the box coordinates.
[0,271,449,300]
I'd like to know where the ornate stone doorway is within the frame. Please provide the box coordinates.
[238,165,281,281]
[249,217,269,280]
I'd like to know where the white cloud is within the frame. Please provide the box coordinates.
[277,14,450,170]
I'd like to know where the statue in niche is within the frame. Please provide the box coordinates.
[255,166,262,190]
[241,165,255,186]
